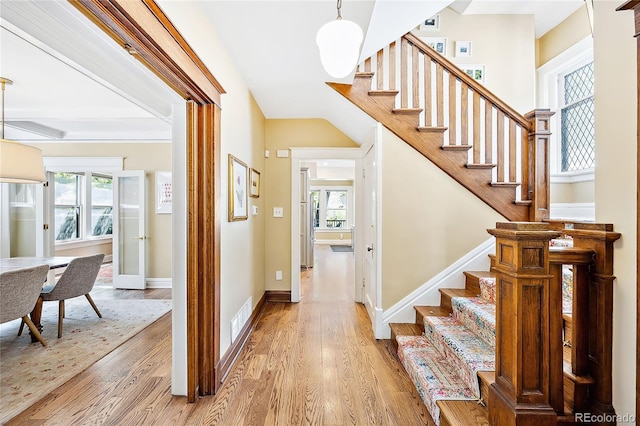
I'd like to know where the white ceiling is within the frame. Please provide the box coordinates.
[0,0,582,145]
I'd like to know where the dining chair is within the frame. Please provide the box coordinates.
[1,264,51,346]
[37,253,105,338]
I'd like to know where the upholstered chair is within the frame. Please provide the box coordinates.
[1,264,50,346]
[39,253,105,338]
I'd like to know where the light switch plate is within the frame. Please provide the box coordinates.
[273,207,284,217]
[276,150,289,158]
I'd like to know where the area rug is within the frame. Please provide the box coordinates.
[330,245,353,252]
[0,296,172,424]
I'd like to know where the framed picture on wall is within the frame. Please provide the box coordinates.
[155,171,172,214]
[462,65,486,83]
[419,15,440,31]
[249,168,261,198]
[420,37,447,56]
[228,154,248,221]
[455,41,472,58]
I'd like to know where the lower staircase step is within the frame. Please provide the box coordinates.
[438,400,489,426]
[423,316,495,397]
[397,335,478,425]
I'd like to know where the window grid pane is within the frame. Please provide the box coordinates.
[91,176,113,236]
[561,97,594,172]
[564,62,593,105]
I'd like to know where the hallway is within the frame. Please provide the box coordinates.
[8,246,433,425]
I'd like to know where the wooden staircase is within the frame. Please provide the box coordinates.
[329,33,553,223]
[388,222,620,425]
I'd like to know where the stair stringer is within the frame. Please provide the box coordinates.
[328,80,530,222]
[376,238,494,339]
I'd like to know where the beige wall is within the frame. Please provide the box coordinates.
[537,6,591,68]
[264,119,358,290]
[33,143,172,279]
[414,8,536,113]
[593,1,637,418]
[550,181,595,204]
[380,128,505,309]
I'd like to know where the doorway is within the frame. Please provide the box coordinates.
[290,148,363,304]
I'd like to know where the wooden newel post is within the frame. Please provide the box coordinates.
[524,110,554,222]
[487,222,561,426]
[565,223,621,423]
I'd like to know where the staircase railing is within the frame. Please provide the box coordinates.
[487,221,620,424]
[354,33,553,221]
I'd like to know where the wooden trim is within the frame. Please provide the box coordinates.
[70,0,225,403]
[265,290,292,303]
[70,0,225,105]
[216,294,267,383]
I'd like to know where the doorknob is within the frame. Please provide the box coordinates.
[133,236,145,240]
[367,246,373,252]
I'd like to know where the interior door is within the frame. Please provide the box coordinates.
[362,144,378,321]
[113,170,146,289]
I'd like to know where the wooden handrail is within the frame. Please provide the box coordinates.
[404,33,530,129]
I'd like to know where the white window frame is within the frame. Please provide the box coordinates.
[45,157,122,250]
[537,36,594,184]
[310,185,353,230]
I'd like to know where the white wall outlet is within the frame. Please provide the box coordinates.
[275,270,283,281]
[265,149,270,158]
[273,207,284,217]
[252,205,258,215]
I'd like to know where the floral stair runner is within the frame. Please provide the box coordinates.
[396,237,575,425]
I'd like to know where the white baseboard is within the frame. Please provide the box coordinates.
[379,238,495,338]
[146,278,172,289]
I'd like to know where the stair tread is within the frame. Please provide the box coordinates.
[415,305,451,318]
[392,107,423,115]
[368,89,399,96]
[466,163,496,169]
[440,288,479,298]
[390,322,422,338]
[441,144,472,151]
[417,126,448,133]
[437,400,489,426]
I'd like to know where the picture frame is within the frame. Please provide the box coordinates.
[455,41,472,58]
[420,37,447,56]
[228,154,248,221]
[249,168,261,198]
[155,171,172,214]
[419,15,440,31]
[462,65,486,83]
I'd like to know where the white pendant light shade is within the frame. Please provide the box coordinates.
[316,18,363,78]
[0,138,46,183]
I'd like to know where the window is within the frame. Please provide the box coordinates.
[53,172,113,242]
[559,61,594,172]
[90,175,113,237]
[54,173,82,241]
[310,186,352,229]
[537,37,594,180]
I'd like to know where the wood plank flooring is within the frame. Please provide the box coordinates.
[7,246,433,425]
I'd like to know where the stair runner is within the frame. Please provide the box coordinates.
[396,237,574,425]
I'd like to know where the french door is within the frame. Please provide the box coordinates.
[113,170,146,289]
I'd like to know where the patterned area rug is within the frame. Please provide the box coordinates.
[0,296,171,424]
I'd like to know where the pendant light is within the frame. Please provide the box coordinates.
[0,77,46,184]
[316,0,363,79]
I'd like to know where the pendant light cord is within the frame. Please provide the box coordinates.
[336,0,342,20]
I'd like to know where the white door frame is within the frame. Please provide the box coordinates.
[290,147,363,303]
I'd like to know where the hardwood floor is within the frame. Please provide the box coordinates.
[8,246,432,425]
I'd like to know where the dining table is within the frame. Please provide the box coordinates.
[0,256,76,342]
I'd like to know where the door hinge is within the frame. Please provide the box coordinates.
[43,224,49,230]
[362,278,366,288]
[362,168,366,178]
[43,181,49,187]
